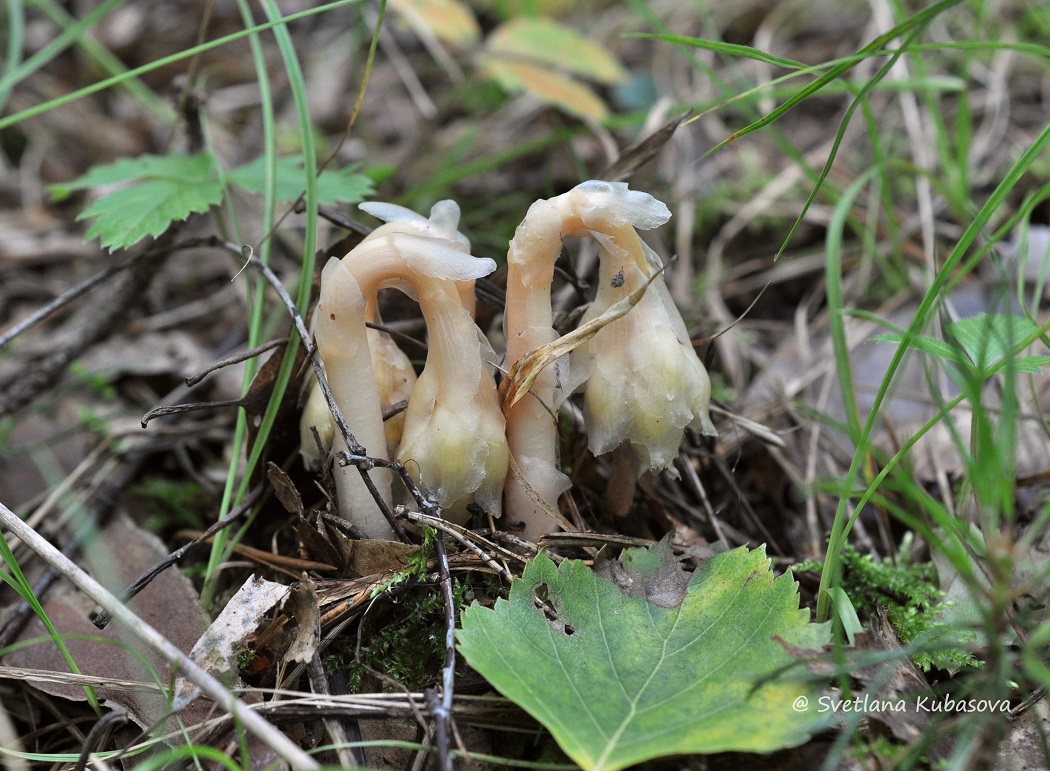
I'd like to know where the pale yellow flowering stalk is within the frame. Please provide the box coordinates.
[300,201,474,467]
[306,201,506,537]
[503,180,714,540]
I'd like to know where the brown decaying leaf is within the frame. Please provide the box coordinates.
[267,461,305,517]
[281,576,320,667]
[3,513,212,731]
[602,112,692,183]
[499,267,665,413]
[187,574,289,683]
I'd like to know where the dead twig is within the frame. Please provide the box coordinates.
[185,339,286,386]
[0,499,320,770]
[92,486,264,630]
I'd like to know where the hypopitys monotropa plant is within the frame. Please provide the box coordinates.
[502,180,716,540]
[305,183,714,542]
[304,202,507,538]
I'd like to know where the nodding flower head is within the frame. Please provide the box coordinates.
[501,180,714,538]
[577,267,715,473]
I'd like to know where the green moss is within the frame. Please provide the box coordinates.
[799,544,979,672]
[326,529,474,692]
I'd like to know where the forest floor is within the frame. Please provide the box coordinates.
[2,1,1050,769]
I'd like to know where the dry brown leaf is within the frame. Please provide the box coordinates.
[499,268,663,413]
[3,513,212,731]
[280,576,320,667]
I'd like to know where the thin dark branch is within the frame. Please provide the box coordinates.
[140,398,247,428]
[0,240,164,418]
[366,321,428,354]
[92,486,264,630]
[185,338,285,386]
[0,258,136,350]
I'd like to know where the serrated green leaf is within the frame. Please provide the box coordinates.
[57,153,222,250]
[49,153,217,200]
[227,156,374,205]
[314,165,375,206]
[458,542,830,771]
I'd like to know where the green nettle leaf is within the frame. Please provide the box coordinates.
[51,153,375,251]
[52,153,222,251]
[226,156,374,205]
[458,541,830,771]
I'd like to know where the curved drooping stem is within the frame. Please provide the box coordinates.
[503,180,709,541]
[300,202,475,470]
[311,206,503,537]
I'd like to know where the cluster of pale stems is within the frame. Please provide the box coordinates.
[298,180,717,542]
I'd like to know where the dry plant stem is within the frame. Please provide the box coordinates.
[307,652,360,768]
[0,501,320,770]
[0,443,146,648]
[433,528,456,771]
[185,338,285,386]
[246,254,407,542]
[397,508,517,581]
[92,486,264,630]
[0,257,137,350]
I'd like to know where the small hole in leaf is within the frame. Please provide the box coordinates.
[533,583,559,624]
[563,624,575,636]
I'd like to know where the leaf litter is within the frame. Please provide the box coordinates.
[2,1,1050,769]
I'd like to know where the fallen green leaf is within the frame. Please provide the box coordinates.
[459,541,830,771]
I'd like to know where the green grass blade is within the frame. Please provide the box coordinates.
[628,33,806,70]
[18,0,172,118]
[700,0,964,160]
[0,0,364,131]
[816,119,1050,622]
[0,0,25,111]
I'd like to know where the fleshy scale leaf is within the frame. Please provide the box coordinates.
[458,542,829,771]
